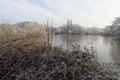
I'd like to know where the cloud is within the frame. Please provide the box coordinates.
[41,0,120,27]
[0,0,62,26]
[0,0,120,27]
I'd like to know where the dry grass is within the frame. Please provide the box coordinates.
[0,23,48,51]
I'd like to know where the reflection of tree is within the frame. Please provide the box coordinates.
[66,35,69,50]
[101,37,120,63]
[110,47,120,64]
[109,40,120,63]
[53,35,100,50]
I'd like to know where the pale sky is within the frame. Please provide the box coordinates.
[0,0,120,28]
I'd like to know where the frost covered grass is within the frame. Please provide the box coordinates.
[0,23,47,50]
[0,44,118,80]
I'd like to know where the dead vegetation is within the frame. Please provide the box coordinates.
[0,23,47,50]
[0,44,118,80]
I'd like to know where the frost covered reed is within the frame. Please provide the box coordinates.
[0,23,47,50]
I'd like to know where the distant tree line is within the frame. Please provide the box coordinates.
[55,20,103,35]
[103,17,120,40]
[55,24,84,35]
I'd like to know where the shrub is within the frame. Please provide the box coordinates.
[0,45,118,80]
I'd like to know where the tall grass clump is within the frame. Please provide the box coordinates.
[0,22,47,51]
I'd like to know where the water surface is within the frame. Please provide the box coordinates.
[52,35,120,64]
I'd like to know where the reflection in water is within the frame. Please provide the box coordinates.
[52,35,120,64]
[109,41,120,64]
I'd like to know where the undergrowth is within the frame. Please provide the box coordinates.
[0,44,118,80]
